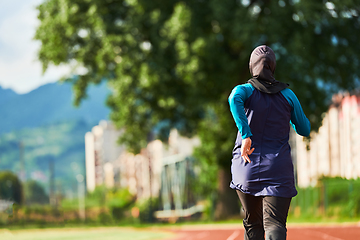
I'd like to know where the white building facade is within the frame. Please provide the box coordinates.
[294,92,360,187]
[85,121,200,203]
[85,120,125,192]
[117,129,200,200]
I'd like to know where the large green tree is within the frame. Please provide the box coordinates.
[0,171,23,204]
[35,0,360,219]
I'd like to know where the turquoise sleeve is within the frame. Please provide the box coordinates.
[228,83,254,139]
[280,88,311,137]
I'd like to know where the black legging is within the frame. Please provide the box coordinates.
[236,190,292,240]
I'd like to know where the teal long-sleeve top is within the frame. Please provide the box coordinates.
[228,83,310,139]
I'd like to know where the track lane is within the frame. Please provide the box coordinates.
[164,224,360,240]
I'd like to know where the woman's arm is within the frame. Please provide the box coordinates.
[281,88,311,137]
[228,83,254,139]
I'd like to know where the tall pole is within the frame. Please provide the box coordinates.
[147,132,154,223]
[49,158,55,206]
[76,174,86,220]
[148,149,153,222]
[19,141,25,181]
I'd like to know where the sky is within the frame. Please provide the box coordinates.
[0,0,69,94]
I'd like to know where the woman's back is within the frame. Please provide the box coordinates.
[230,86,297,198]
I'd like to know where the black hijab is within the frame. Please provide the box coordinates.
[247,45,288,94]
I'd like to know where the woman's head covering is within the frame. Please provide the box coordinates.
[247,45,288,94]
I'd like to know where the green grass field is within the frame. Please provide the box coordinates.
[0,227,173,240]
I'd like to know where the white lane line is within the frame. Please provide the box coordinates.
[226,230,241,240]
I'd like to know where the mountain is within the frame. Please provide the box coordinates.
[0,82,113,196]
[0,86,17,103]
[0,120,94,195]
[0,82,111,134]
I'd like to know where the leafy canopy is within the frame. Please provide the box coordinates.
[35,0,360,155]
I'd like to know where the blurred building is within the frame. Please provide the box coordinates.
[293,92,360,187]
[118,129,200,200]
[85,120,125,192]
[85,120,201,204]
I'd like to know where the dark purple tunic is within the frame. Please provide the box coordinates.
[229,87,307,198]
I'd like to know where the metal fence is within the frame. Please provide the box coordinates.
[289,178,360,218]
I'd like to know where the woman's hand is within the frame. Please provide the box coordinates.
[241,137,255,163]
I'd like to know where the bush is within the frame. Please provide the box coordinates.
[136,197,160,223]
[106,188,136,220]
[347,190,360,217]
[98,211,113,224]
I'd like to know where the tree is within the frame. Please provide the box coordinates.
[35,0,360,219]
[24,180,49,205]
[0,171,23,204]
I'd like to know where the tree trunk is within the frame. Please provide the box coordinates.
[214,166,240,220]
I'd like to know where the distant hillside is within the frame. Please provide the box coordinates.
[0,120,95,196]
[0,86,17,103]
[0,82,111,134]
[0,82,113,196]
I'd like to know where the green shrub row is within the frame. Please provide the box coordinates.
[0,186,161,228]
[289,177,360,220]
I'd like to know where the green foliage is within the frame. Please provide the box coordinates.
[135,197,159,223]
[347,190,360,218]
[62,186,136,221]
[23,180,49,205]
[192,102,237,196]
[290,177,360,220]
[97,211,114,225]
[62,185,107,209]
[320,177,360,218]
[22,204,61,217]
[0,171,23,204]
[87,185,108,206]
[106,188,136,220]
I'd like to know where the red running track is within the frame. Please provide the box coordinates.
[164,223,360,240]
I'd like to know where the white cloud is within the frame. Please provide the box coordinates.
[0,0,70,94]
